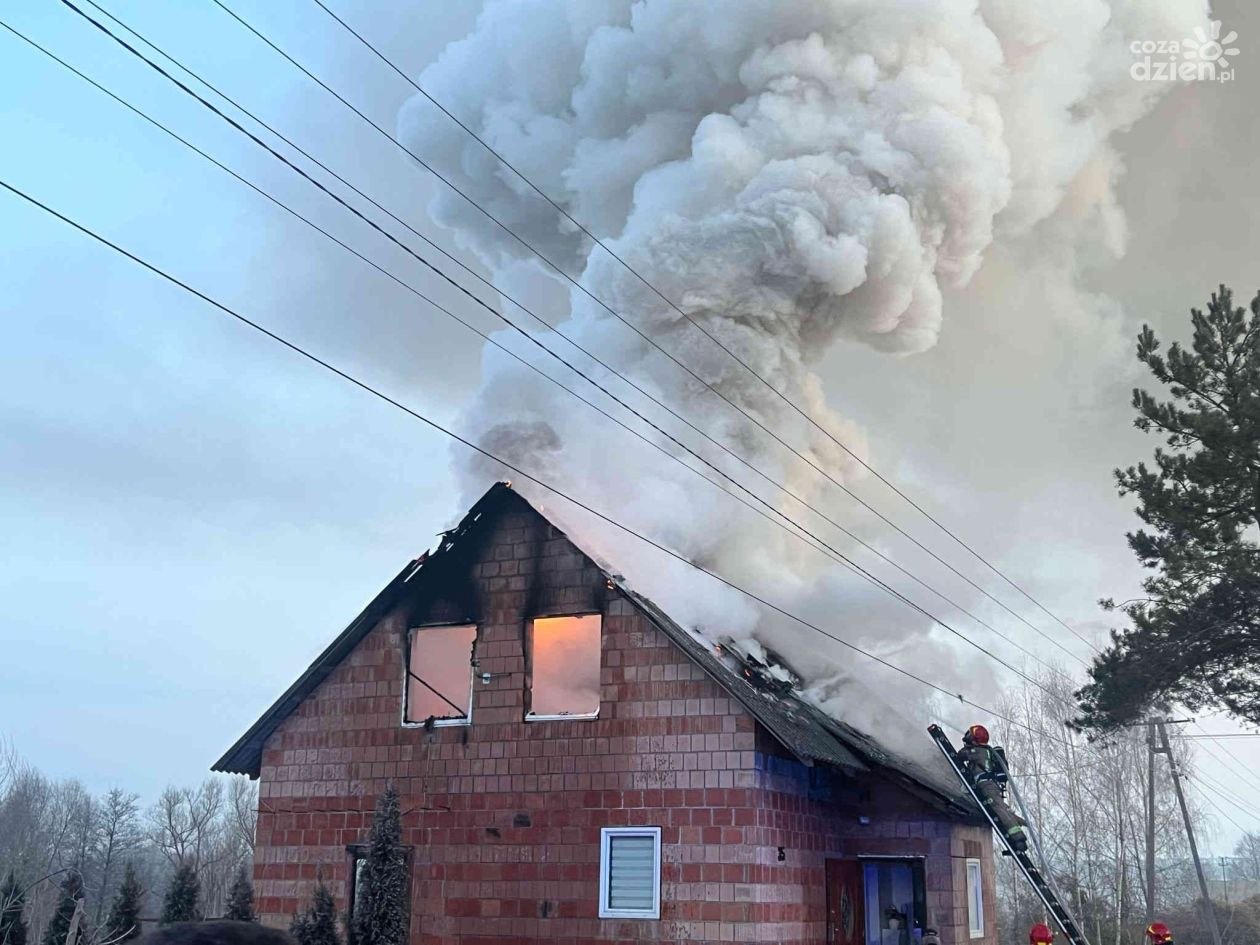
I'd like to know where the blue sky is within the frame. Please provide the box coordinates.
[1,0,482,788]
[4,0,1260,855]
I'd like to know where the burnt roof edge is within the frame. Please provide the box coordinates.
[210,483,516,777]
[210,557,420,777]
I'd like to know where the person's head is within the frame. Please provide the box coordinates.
[964,724,991,746]
[1146,922,1173,944]
[922,927,941,945]
[1030,922,1055,945]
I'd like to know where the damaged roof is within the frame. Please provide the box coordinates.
[622,586,974,814]
[212,483,977,816]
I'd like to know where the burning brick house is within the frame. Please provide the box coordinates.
[214,482,997,945]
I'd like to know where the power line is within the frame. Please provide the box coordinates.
[305,0,1103,660]
[203,0,1095,667]
[1194,770,1260,822]
[0,173,1073,744]
[1191,779,1257,837]
[1173,734,1260,741]
[19,7,1066,707]
[1201,790,1251,838]
[54,0,1071,688]
[1192,722,1260,791]
[0,14,853,594]
[1004,758,1113,780]
[49,3,1095,716]
[1178,742,1260,840]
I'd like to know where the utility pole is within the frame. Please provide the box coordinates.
[1145,719,1157,924]
[1156,718,1223,945]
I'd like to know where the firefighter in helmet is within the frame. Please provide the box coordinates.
[1030,923,1055,945]
[956,723,1029,852]
[1146,922,1172,945]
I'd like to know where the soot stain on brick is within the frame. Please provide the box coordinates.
[516,511,551,652]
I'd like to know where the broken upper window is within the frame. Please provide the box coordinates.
[526,614,601,719]
[404,623,476,726]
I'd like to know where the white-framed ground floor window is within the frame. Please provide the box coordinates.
[598,826,661,919]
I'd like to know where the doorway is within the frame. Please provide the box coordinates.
[827,858,927,945]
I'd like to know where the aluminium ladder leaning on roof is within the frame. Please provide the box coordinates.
[927,724,1092,945]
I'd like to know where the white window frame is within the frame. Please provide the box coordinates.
[598,826,661,920]
[966,858,984,938]
[401,622,476,728]
[524,612,602,722]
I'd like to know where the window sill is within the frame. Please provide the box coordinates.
[525,711,599,722]
[401,718,470,728]
[597,909,659,920]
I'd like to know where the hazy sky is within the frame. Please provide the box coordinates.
[3,0,1259,855]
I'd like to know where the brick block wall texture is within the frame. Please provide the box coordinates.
[249,505,997,945]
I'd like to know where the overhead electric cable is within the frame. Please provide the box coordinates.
[10,11,1063,702]
[1191,722,1260,791]
[1194,769,1260,821]
[1173,734,1260,740]
[43,0,1070,691]
[305,0,1103,659]
[202,0,1095,666]
[0,173,1079,744]
[1191,780,1256,835]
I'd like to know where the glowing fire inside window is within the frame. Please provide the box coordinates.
[527,614,601,718]
[405,624,476,724]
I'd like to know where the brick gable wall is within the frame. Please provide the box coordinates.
[248,497,996,945]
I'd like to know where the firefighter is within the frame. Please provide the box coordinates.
[921,928,941,945]
[956,723,1029,852]
[1030,923,1055,945]
[1146,922,1173,945]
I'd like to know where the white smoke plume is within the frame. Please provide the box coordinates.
[399,0,1210,752]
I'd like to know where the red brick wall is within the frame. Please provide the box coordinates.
[749,765,998,945]
[249,497,996,945]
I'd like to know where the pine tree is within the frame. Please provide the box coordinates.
[104,864,142,942]
[288,912,310,944]
[223,865,255,922]
[160,863,200,925]
[351,785,408,945]
[1,871,27,945]
[290,882,339,945]
[40,872,84,945]
[1076,285,1260,731]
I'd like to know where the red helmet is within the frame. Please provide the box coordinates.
[965,724,991,745]
[1146,923,1172,944]
[1030,923,1055,945]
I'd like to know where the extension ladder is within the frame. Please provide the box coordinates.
[927,724,1092,945]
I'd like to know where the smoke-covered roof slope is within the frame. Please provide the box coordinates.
[615,583,974,815]
[213,483,978,816]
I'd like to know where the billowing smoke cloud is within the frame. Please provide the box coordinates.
[399,0,1210,753]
